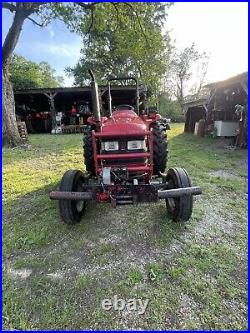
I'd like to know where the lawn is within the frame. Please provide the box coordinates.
[2,123,248,330]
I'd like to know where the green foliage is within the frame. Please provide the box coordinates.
[172,44,201,83]
[66,2,172,95]
[170,43,208,106]
[9,54,64,90]
[5,3,174,96]
[158,92,182,120]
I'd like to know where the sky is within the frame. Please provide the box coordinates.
[2,2,248,87]
[166,2,248,84]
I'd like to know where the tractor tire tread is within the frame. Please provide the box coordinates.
[152,122,168,174]
[83,130,95,174]
[166,167,193,222]
[59,170,86,224]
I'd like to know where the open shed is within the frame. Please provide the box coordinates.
[14,84,147,133]
[205,72,247,120]
[183,97,208,133]
[183,72,248,145]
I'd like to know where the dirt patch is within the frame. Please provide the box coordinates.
[176,293,202,326]
[7,268,32,279]
[207,138,233,150]
[5,194,238,285]
[235,158,248,168]
[208,170,242,180]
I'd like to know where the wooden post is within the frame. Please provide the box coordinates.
[44,92,57,130]
[240,80,248,95]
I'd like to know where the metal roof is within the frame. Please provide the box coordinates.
[204,72,248,89]
[14,85,146,95]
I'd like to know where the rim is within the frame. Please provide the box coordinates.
[75,181,85,212]
[167,177,177,212]
[167,197,176,211]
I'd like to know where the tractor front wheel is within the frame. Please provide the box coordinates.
[152,122,168,175]
[83,129,95,175]
[166,167,193,222]
[59,170,86,225]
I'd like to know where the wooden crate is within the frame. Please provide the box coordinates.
[17,121,28,142]
[61,125,85,134]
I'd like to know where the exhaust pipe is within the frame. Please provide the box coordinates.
[89,69,101,130]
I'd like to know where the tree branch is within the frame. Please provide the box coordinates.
[27,16,44,27]
[77,2,98,10]
[21,2,49,16]
[87,5,95,33]
[2,2,17,12]
[123,3,149,45]
[111,3,120,30]
[196,59,209,96]
[2,2,48,65]
[2,9,26,65]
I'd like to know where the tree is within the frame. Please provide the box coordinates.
[10,54,63,89]
[157,92,182,120]
[169,43,208,109]
[38,61,64,88]
[2,2,49,146]
[2,2,172,146]
[66,2,172,96]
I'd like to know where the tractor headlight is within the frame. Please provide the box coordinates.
[101,141,119,151]
[127,140,147,150]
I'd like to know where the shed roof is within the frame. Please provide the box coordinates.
[183,97,208,108]
[204,72,248,89]
[14,85,146,95]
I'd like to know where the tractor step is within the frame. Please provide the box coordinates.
[116,200,134,205]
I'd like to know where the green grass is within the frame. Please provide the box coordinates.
[126,269,144,286]
[2,124,248,330]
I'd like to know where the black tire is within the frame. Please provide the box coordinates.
[59,170,86,225]
[166,167,193,222]
[83,130,95,175]
[152,122,168,175]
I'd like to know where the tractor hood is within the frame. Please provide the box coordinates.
[101,110,147,136]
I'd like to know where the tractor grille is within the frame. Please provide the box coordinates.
[102,150,147,166]
[101,138,147,166]
[104,156,147,166]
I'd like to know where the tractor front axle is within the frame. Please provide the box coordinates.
[50,168,201,224]
[158,186,202,198]
[49,191,93,200]
[49,185,202,202]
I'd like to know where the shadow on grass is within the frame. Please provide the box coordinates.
[2,133,83,166]
[3,176,192,258]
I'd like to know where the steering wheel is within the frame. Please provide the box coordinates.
[115,104,135,111]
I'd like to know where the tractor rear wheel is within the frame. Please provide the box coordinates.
[166,167,193,222]
[59,170,86,224]
[152,122,168,175]
[83,129,95,175]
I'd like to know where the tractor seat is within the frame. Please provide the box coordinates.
[115,104,135,112]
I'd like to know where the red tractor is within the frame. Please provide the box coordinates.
[49,71,201,224]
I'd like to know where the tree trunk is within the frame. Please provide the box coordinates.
[2,63,21,146]
[2,8,27,146]
[180,78,184,110]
